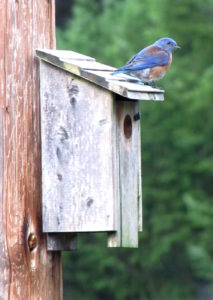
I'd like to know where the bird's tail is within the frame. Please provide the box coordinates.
[111,68,127,75]
[109,70,142,84]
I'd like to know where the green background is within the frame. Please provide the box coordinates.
[56,0,213,299]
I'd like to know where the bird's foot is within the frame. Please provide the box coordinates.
[128,73,143,84]
[152,85,164,90]
[144,82,163,90]
[129,78,143,84]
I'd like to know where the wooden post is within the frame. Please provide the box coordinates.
[0,1,62,299]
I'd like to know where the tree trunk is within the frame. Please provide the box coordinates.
[0,0,62,299]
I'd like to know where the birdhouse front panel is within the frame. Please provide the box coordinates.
[40,61,116,232]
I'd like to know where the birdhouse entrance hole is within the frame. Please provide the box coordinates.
[124,114,132,139]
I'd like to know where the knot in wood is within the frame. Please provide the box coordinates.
[28,233,37,251]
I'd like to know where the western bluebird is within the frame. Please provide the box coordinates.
[112,37,180,83]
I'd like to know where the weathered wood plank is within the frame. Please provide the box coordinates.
[116,99,140,247]
[61,60,115,71]
[36,48,95,61]
[47,233,78,251]
[108,98,142,247]
[138,116,143,232]
[0,110,7,298]
[36,49,164,102]
[82,70,138,82]
[108,79,163,93]
[107,97,121,247]
[40,61,116,233]
[0,1,62,299]
[125,90,164,101]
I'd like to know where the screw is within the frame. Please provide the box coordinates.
[134,112,141,121]
[28,233,37,251]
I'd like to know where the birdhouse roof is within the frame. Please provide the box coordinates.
[36,49,164,101]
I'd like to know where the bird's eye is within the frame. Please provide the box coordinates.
[167,41,170,45]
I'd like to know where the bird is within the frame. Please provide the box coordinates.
[112,37,180,84]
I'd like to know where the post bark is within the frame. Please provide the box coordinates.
[0,0,62,299]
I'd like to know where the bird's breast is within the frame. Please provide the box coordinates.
[132,52,173,82]
[148,53,172,81]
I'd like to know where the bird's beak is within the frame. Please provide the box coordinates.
[174,45,181,49]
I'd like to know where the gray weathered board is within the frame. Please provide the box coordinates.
[40,62,115,233]
[107,100,141,248]
[37,49,164,249]
[47,233,77,251]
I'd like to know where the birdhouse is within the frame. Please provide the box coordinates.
[36,49,164,250]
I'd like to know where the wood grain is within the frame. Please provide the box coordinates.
[138,126,143,232]
[108,99,142,248]
[40,62,116,233]
[116,99,141,247]
[47,233,77,251]
[36,48,96,62]
[0,1,62,299]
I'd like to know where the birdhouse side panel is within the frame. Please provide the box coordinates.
[40,61,116,232]
[116,99,141,247]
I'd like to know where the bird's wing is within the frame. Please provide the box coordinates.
[119,45,169,72]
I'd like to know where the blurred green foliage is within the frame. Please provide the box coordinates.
[57,0,213,299]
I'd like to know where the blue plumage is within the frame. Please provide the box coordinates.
[112,37,180,83]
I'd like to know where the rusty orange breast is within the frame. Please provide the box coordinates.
[149,53,172,81]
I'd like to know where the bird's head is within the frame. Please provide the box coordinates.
[154,37,180,52]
